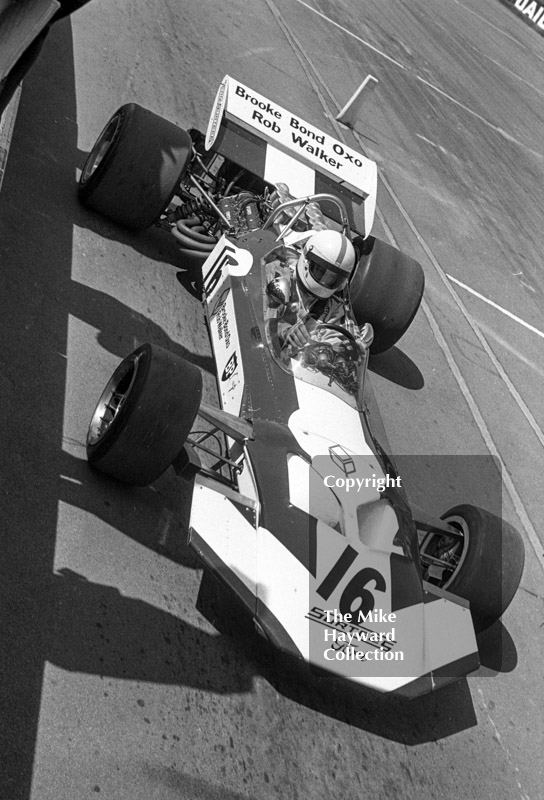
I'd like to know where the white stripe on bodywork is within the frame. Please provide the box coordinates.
[287,454,342,528]
[288,378,374,458]
[190,480,258,596]
[423,597,478,675]
[264,144,316,197]
[256,524,313,658]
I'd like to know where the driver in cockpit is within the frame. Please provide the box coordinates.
[265,229,373,355]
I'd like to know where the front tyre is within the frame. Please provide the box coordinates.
[87,344,202,486]
[421,504,525,632]
[79,103,192,230]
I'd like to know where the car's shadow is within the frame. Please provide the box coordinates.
[72,172,194,270]
[196,569,519,745]
[58,450,201,568]
[0,18,212,799]
[66,278,214,373]
[44,567,255,693]
[57,449,519,744]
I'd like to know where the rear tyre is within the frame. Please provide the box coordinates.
[421,504,525,632]
[350,236,424,354]
[79,103,192,230]
[87,344,202,486]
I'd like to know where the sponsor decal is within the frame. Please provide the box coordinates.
[221,75,376,195]
[316,544,387,617]
[221,352,238,381]
[202,238,253,306]
[203,239,253,299]
[510,0,544,29]
[210,286,231,318]
[205,76,228,150]
[215,301,231,349]
[203,241,238,301]
[202,237,246,414]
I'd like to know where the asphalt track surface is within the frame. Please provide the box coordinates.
[0,1,543,798]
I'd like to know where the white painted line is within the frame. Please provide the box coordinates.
[369,180,544,570]
[481,51,544,98]
[376,163,544,452]
[264,7,544,570]
[477,320,544,378]
[451,0,527,45]
[292,0,542,157]
[264,0,349,147]
[452,0,544,70]
[415,75,541,157]
[420,295,544,574]
[447,274,544,341]
[416,133,450,156]
[373,188,544,572]
[291,0,408,70]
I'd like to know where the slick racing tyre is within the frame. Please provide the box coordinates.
[421,504,525,633]
[79,104,192,230]
[350,236,425,354]
[87,344,202,486]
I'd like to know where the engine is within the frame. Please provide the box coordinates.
[163,147,330,264]
[216,192,262,233]
[165,187,268,264]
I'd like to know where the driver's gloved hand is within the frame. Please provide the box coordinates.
[356,322,374,350]
[284,318,316,352]
[342,318,359,338]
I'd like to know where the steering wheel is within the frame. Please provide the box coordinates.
[314,322,357,344]
[303,322,355,365]
[302,323,359,391]
[282,321,356,360]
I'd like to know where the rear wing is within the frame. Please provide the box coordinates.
[205,75,377,238]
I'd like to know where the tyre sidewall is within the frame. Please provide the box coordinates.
[79,104,192,230]
[86,343,152,463]
[79,104,134,200]
[441,504,525,632]
[87,344,202,486]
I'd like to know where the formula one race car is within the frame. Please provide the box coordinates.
[80,76,524,696]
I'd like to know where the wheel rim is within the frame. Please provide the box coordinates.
[87,353,139,446]
[419,515,469,588]
[81,113,122,184]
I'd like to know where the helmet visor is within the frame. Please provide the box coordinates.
[307,252,350,292]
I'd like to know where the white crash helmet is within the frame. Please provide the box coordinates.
[297,230,356,299]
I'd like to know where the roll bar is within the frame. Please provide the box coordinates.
[263,193,351,239]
